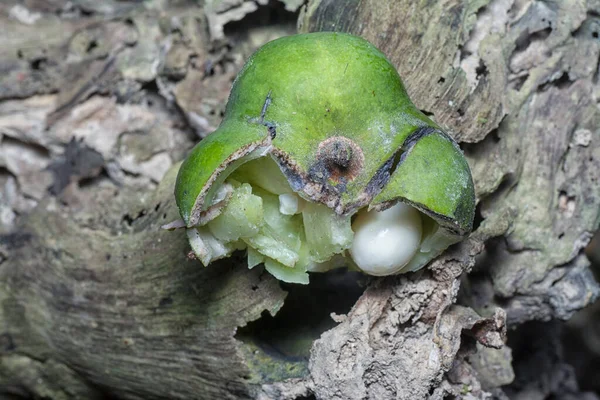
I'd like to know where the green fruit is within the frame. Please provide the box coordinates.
[174,32,475,282]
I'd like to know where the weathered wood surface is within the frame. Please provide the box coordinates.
[0,0,599,399]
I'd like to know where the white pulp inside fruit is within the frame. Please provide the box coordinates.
[349,202,423,276]
[188,156,437,283]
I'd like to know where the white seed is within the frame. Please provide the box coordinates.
[350,202,423,276]
[279,193,300,215]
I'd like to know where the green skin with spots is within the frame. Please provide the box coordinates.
[175,32,475,249]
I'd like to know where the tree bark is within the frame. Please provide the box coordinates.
[1,0,599,399]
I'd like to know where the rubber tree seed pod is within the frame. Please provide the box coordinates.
[174,32,475,282]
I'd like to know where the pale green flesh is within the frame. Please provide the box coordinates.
[230,157,294,195]
[192,157,355,284]
[185,156,460,284]
[207,183,264,242]
[264,258,309,285]
[302,201,353,263]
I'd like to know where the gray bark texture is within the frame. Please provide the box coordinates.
[0,0,599,399]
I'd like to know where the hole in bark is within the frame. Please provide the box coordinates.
[472,202,484,232]
[158,296,173,308]
[553,72,573,89]
[491,130,501,143]
[562,305,600,393]
[505,320,576,396]
[540,72,573,91]
[78,6,95,17]
[78,169,109,189]
[475,59,487,79]
[30,58,47,70]
[223,0,298,43]
[511,73,529,91]
[514,27,552,53]
[140,80,160,99]
[86,39,98,53]
[438,77,445,84]
[235,269,366,380]
[122,209,147,226]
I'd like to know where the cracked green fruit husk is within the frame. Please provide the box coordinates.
[173,32,475,284]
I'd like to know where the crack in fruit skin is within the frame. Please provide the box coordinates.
[173,32,476,281]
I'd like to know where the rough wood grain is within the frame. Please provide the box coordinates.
[1,166,289,400]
